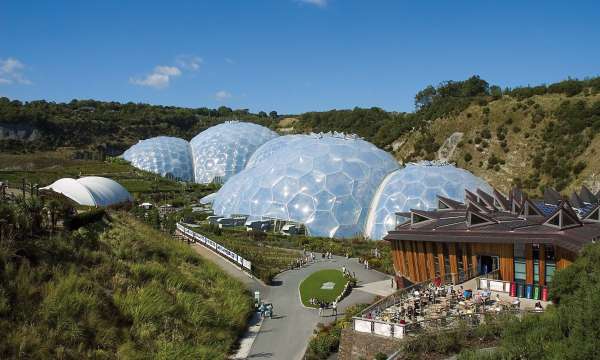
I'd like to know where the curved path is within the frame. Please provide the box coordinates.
[190,242,392,360]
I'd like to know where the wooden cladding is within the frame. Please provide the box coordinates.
[391,240,515,284]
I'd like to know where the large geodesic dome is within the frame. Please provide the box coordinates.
[190,121,278,184]
[122,136,194,182]
[364,161,492,240]
[212,133,400,238]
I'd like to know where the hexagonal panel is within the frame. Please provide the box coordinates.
[364,161,492,240]
[190,121,278,184]
[212,133,399,238]
[122,136,194,181]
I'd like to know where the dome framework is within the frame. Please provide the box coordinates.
[212,133,399,238]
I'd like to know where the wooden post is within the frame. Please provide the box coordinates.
[398,240,408,276]
[448,243,458,284]
[436,242,446,278]
[539,244,545,286]
[470,243,478,277]
[461,243,469,277]
[526,244,534,284]
[425,242,436,279]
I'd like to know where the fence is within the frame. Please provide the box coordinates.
[176,223,252,271]
[352,270,482,339]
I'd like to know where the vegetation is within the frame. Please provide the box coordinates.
[396,315,506,360]
[299,269,347,307]
[192,224,302,283]
[305,303,369,360]
[0,97,280,153]
[0,203,252,359]
[2,75,600,193]
[477,241,600,359]
[193,224,393,282]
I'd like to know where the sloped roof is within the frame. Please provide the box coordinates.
[386,187,600,254]
[41,176,132,207]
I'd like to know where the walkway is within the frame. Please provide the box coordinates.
[189,241,390,360]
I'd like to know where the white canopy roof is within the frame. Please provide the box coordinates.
[40,176,133,207]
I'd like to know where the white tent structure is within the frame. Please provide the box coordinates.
[40,176,133,207]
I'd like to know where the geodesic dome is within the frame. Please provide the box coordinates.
[122,136,194,182]
[212,133,399,238]
[190,121,278,184]
[365,161,492,240]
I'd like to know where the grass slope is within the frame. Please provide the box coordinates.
[0,212,252,359]
[299,269,346,308]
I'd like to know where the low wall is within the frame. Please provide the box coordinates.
[338,328,401,360]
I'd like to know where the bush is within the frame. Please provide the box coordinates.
[463,152,473,162]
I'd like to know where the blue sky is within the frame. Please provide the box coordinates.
[0,0,598,114]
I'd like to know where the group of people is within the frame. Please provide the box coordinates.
[358,257,370,270]
[257,302,274,319]
[309,298,338,317]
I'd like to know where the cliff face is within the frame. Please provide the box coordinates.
[0,123,40,141]
[392,93,600,195]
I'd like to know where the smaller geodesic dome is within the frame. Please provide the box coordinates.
[365,161,492,240]
[40,176,132,207]
[190,121,278,184]
[122,136,194,182]
[212,132,400,238]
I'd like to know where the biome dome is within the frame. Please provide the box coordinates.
[364,161,492,240]
[40,176,132,207]
[212,133,400,238]
[190,121,278,184]
[122,136,194,182]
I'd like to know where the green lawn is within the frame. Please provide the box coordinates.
[299,269,347,308]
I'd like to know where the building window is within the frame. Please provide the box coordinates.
[545,245,556,284]
[533,244,540,284]
[456,244,465,280]
[514,257,526,284]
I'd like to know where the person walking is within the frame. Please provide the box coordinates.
[332,300,338,317]
[318,302,323,317]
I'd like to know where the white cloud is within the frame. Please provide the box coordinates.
[130,65,182,89]
[0,57,31,85]
[176,55,203,71]
[215,90,232,101]
[225,57,235,64]
[297,0,328,7]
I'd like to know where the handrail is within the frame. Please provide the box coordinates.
[357,269,479,319]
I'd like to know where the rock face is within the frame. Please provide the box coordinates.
[338,328,401,360]
[0,123,40,141]
[437,132,463,162]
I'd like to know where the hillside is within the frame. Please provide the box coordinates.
[394,91,600,195]
[1,76,599,193]
[0,211,252,359]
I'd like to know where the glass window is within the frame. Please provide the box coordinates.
[514,257,526,283]
[533,244,540,283]
[545,245,556,284]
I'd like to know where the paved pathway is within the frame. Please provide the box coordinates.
[247,255,389,360]
[189,241,390,360]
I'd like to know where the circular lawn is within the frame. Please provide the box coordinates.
[299,269,347,308]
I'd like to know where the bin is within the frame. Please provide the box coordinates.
[510,282,517,297]
[526,284,533,299]
[517,283,524,298]
[542,286,549,301]
[533,286,540,300]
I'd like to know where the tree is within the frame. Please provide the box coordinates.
[269,111,278,119]
[414,85,437,110]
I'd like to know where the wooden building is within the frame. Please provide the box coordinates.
[385,187,600,287]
